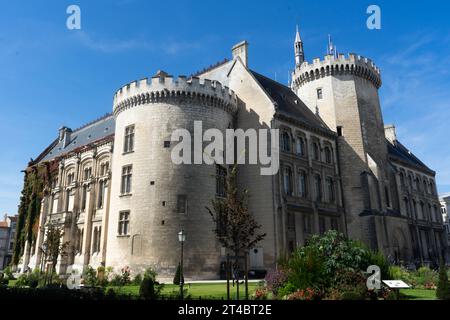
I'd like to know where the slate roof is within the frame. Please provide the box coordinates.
[250,71,332,133]
[387,139,434,174]
[38,114,115,163]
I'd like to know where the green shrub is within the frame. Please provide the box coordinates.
[389,266,416,287]
[15,269,41,288]
[133,274,143,285]
[415,266,437,289]
[83,266,98,286]
[283,246,326,294]
[139,268,163,300]
[109,274,123,286]
[3,267,14,280]
[436,259,450,300]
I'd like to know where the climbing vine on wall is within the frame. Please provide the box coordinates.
[12,162,54,265]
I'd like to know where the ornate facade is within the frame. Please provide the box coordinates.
[17,28,448,279]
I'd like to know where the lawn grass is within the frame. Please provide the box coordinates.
[107,282,261,300]
[400,289,437,300]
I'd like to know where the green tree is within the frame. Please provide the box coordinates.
[139,268,163,300]
[206,165,266,299]
[43,223,69,283]
[436,259,450,300]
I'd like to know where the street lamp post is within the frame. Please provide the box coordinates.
[178,230,186,300]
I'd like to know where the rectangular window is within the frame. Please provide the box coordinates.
[330,218,339,231]
[314,174,322,202]
[177,195,187,214]
[164,141,171,148]
[303,215,312,234]
[327,177,335,203]
[121,165,133,194]
[118,211,130,236]
[123,125,135,153]
[298,170,307,198]
[216,165,227,197]
[97,180,105,209]
[84,167,92,180]
[80,185,87,211]
[317,88,323,100]
[319,217,326,234]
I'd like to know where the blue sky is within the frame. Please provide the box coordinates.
[1,0,450,215]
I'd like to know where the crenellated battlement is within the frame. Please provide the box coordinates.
[292,53,382,89]
[113,72,238,116]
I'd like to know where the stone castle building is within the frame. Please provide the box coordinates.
[17,27,448,279]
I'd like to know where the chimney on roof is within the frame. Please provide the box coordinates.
[59,126,72,148]
[384,125,397,145]
[232,41,249,67]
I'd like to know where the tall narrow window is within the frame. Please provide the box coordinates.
[65,190,70,212]
[319,217,326,234]
[118,211,130,236]
[81,185,87,211]
[385,186,391,208]
[327,177,335,203]
[177,195,187,214]
[121,165,132,194]
[216,165,227,197]
[281,132,291,152]
[83,167,92,180]
[324,147,332,164]
[283,167,293,196]
[296,137,305,156]
[314,174,322,202]
[92,228,98,253]
[123,125,135,153]
[312,142,320,161]
[98,180,105,209]
[298,170,307,198]
[404,198,410,217]
[303,215,312,234]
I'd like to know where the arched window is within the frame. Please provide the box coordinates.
[296,137,305,156]
[283,167,293,196]
[281,132,291,152]
[324,147,332,164]
[298,170,307,198]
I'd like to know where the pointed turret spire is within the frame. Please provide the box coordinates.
[327,34,338,58]
[294,25,305,67]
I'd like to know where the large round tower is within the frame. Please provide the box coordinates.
[106,71,237,280]
[291,50,391,249]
